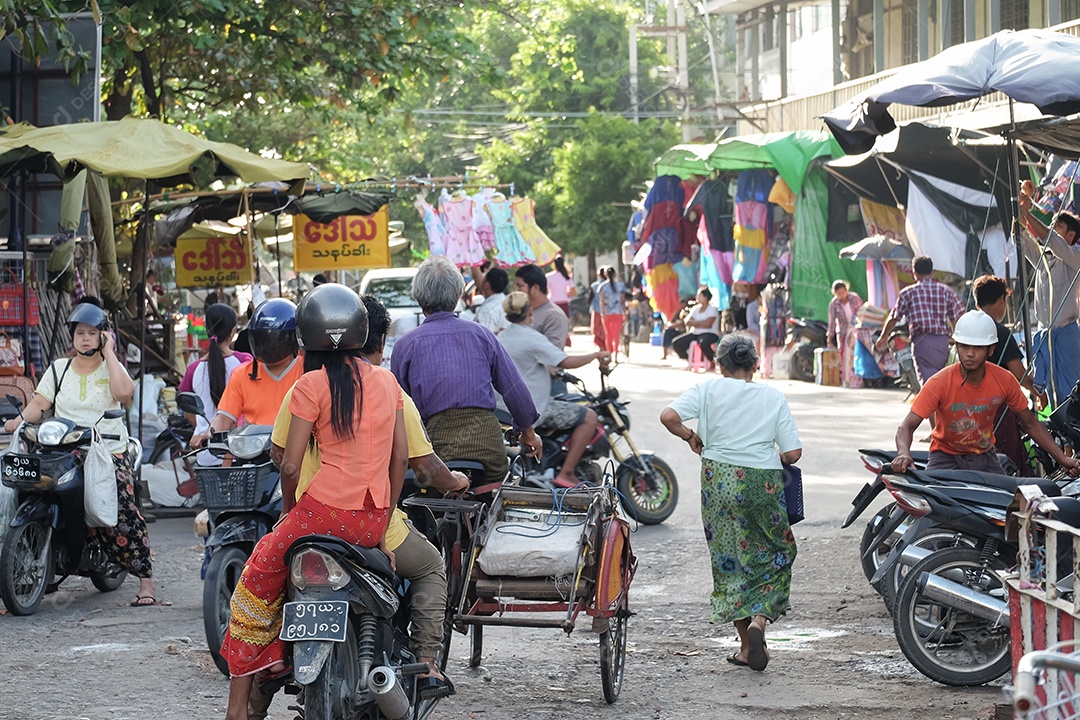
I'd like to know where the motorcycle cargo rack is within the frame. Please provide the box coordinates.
[196,460,275,510]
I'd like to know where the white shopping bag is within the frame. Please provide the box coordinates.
[0,429,23,541]
[83,428,119,528]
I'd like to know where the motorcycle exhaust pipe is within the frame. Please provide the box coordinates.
[916,572,1010,626]
[898,544,931,568]
[368,666,410,720]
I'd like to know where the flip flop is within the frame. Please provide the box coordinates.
[747,625,768,671]
[130,595,172,607]
[726,653,748,667]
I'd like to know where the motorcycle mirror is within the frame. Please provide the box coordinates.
[101,409,125,420]
[176,392,206,417]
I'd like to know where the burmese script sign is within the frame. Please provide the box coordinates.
[292,208,390,271]
[174,235,255,288]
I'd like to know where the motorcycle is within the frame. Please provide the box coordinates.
[282,535,453,719]
[175,392,282,676]
[785,318,827,383]
[507,367,678,525]
[884,326,920,397]
[878,469,1075,686]
[0,409,138,615]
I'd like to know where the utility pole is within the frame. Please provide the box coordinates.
[628,0,693,141]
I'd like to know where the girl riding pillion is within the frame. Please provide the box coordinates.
[222,283,408,720]
[3,301,166,607]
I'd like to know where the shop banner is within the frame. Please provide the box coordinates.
[293,208,390,271]
[174,235,255,288]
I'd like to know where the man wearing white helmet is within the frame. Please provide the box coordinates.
[890,310,1080,475]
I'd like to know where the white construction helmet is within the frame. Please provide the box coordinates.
[952,310,997,346]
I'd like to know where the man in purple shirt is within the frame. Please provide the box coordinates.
[392,255,543,484]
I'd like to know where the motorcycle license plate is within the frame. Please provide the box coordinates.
[280,600,348,642]
[895,346,912,362]
[1,454,40,486]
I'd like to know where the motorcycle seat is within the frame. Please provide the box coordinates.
[288,536,394,578]
[913,469,1061,498]
[859,448,930,465]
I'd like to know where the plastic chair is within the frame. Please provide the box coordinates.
[687,341,710,372]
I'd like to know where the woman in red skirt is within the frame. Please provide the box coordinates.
[222,284,408,720]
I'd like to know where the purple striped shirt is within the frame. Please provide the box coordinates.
[391,312,539,430]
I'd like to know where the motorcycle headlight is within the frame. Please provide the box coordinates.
[228,433,269,460]
[271,481,282,503]
[37,420,70,446]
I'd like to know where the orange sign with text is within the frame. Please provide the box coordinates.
[293,208,390,271]
[174,235,255,288]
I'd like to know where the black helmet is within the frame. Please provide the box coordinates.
[296,283,367,352]
[68,302,110,337]
[249,298,298,364]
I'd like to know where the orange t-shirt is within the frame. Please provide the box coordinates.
[217,358,304,426]
[911,363,1028,456]
[289,362,403,510]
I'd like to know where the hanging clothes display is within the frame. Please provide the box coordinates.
[414,194,447,257]
[638,176,686,321]
[689,178,734,311]
[472,188,497,251]
[511,196,560,266]
[440,193,486,267]
[732,169,774,284]
[860,199,908,309]
[487,194,534,267]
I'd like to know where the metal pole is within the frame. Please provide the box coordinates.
[1007,100,1032,361]
[874,0,885,72]
[702,10,724,125]
[778,1,788,99]
[676,0,691,141]
[832,0,842,85]
[629,25,640,124]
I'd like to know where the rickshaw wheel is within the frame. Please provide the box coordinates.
[600,599,628,703]
[469,625,484,668]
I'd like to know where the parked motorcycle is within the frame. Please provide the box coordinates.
[878,469,1072,685]
[507,367,678,525]
[175,392,282,676]
[786,317,827,383]
[0,410,138,615]
[282,535,453,719]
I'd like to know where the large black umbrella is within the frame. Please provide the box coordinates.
[822,29,1080,156]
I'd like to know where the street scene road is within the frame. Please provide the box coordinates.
[0,343,1008,720]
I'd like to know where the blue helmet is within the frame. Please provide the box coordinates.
[248,298,298,365]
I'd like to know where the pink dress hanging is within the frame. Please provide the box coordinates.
[414,196,447,257]
[472,189,497,251]
[441,196,486,267]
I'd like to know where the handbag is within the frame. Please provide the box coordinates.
[0,268,40,326]
[83,428,119,528]
[0,332,25,376]
[782,464,805,525]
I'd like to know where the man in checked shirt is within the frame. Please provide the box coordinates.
[875,255,964,384]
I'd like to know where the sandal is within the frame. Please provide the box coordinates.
[726,653,748,667]
[130,595,172,607]
[747,624,768,672]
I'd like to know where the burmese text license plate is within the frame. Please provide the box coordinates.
[1,454,40,487]
[280,600,348,642]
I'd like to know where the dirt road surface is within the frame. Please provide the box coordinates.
[0,343,1012,719]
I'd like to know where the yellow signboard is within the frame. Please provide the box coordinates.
[293,208,390,271]
[174,235,255,288]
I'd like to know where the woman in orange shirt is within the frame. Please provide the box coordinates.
[221,284,408,720]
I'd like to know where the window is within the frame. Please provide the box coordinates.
[948,0,965,46]
[901,0,918,65]
[1000,0,1029,29]
[1063,0,1080,21]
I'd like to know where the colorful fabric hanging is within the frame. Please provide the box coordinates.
[414,195,447,257]
[472,188,497,251]
[732,170,775,284]
[511,197,560,266]
[440,194,486,267]
[645,262,681,321]
[488,195,534,267]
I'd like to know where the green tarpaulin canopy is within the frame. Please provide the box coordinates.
[655,130,843,194]
[0,116,309,191]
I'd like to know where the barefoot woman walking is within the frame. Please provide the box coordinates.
[660,334,801,671]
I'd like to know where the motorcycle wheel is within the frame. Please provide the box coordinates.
[878,530,975,616]
[616,456,678,525]
[306,616,360,720]
[469,625,483,668]
[790,344,817,383]
[599,598,629,704]
[892,547,1010,686]
[90,563,128,593]
[0,520,53,616]
[203,545,248,677]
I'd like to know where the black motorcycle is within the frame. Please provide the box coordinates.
[878,469,1071,686]
[282,536,453,719]
[786,317,827,383]
[509,367,678,525]
[175,392,282,676]
[0,410,135,615]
